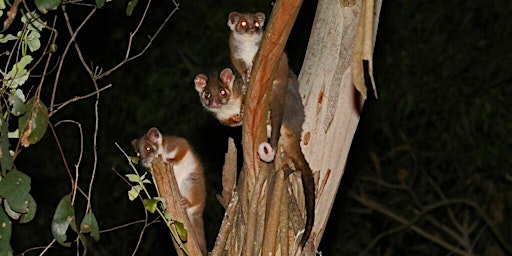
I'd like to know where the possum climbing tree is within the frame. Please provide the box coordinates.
[152,0,382,255]
[213,0,382,255]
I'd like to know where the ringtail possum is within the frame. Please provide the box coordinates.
[194,68,245,127]
[227,11,265,83]
[228,11,289,163]
[229,11,313,247]
[132,127,207,254]
[194,67,315,249]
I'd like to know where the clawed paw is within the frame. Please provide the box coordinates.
[258,142,275,162]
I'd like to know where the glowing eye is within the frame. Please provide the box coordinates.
[205,92,211,99]
[145,146,151,152]
[136,152,141,157]
[255,22,260,27]
[220,89,227,96]
[241,21,247,27]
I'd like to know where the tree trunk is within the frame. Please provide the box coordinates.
[298,0,382,248]
[213,0,384,255]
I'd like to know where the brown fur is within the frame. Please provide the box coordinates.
[132,127,207,254]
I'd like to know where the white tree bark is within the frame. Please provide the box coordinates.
[298,0,382,248]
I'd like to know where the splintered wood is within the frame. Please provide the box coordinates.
[351,0,379,99]
[151,156,204,256]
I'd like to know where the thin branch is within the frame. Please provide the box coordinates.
[50,6,96,111]
[99,219,148,233]
[38,239,56,256]
[96,1,180,79]
[47,121,75,189]
[352,193,469,256]
[125,0,152,59]
[49,84,112,117]
[353,193,512,256]
[55,120,83,204]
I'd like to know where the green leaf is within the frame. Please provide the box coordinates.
[51,194,75,247]
[34,0,62,14]
[0,116,12,173]
[7,130,19,139]
[95,0,105,9]
[26,30,41,52]
[8,93,26,116]
[80,212,100,241]
[18,97,49,147]
[4,55,32,89]
[128,185,141,201]
[164,211,173,221]
[125,174,140,183]
[13,89,26,103]
[0,34,17,43]
[21,12,46,32]
[126,0,139,16]
[3,200,21,220]
[0,207,13,256]
[11,55,32,70]
[0,170,31,213]
[175,221,187,242]
[143,199,159,213]
[130,156,139,164]
[19,194,36,223]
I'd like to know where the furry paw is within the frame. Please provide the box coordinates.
[258,142,275,162]
[179,197,189,208]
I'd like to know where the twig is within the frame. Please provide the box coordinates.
[54,120,83,204]
[47,121,75,190]
[125,0,152,59]
[352,193,512,256]
[50,6,95,111]
[96,1,180,79]
[99,219,148,233]
[38,239,56,256]
[49,84,112,117]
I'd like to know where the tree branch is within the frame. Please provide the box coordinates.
[240,0,303,254]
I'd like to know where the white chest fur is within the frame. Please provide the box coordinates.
[233,32,262,66]
[209,97,242,121]
[158,147,198,191]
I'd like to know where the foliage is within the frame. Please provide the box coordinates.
[0,0,182,254]
[0,8,50,254]
[118,144,190,255]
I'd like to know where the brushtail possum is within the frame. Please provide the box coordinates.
[132,127,207,254]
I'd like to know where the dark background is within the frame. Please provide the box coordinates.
[11,0,511,255]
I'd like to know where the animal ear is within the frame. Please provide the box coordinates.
[194,74,208,93]
[220,68,234,89]
[227,12,241,30]
[255,12,265,27]
[147,127,162,144]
